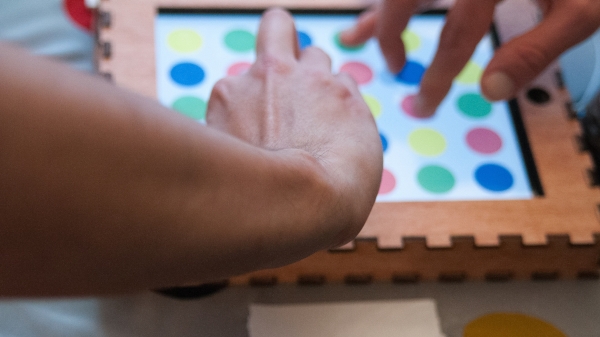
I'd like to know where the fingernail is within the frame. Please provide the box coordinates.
[482,72,515,101]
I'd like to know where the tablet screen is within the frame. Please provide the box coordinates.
[155,9,541,202]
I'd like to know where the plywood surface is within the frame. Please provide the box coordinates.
[97,0,600,282]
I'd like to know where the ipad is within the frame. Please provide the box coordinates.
[154,9,542,203]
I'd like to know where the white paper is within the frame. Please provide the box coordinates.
[248,299,446,337]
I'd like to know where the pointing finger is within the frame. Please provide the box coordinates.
[415,0,498,117]
[339,8,378,46]
[255,8,300,63]
[376,0,422,74]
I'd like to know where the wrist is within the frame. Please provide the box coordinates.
[265,147,368,256]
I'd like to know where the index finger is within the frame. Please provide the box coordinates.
[415,0,499,117]
[255,8,300,62]
[377,0,421,73]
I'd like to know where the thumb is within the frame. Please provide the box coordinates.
[482,1,600,101]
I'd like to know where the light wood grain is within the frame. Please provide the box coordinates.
[97,0,600,282]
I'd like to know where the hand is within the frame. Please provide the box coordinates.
[341,0,600,117]
[206,8,383,248]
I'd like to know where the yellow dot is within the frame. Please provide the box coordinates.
[363,94,382,119]
[168,29,202,53]
[456,61,483,84]
[401,30,421,53]
[464,313,566,337]
[409,128,446,157]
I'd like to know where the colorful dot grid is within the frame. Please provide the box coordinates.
[155,12,535,202]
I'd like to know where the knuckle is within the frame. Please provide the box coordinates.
[337,73,359,93]
[338,87,356,103]
[337,71,357,85]
[311,73,346,99]
[210,78,233,101]
[330,78,354,100]
[341,90,365,113]
[308,70,356,102]
[305,66,330,81]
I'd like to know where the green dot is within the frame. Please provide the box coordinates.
[172,96,207,120]
[224,29,255,52]
[456,61,483,84]
[334,32,365,52]
[408,128,446,157]
[168,29,202,53]
[401,29,420,53]
[417,165,455,194]
[458,93,492,118]
[363,94,382,118]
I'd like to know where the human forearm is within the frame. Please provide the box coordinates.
[0,43,355,296]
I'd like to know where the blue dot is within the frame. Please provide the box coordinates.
[170,62,205,86]
[395,60,425,85]
[380,133,388,153]
[475,163,514,192]
[297,31,312,50]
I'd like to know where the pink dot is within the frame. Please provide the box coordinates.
[339,62,373,85]
[227,62,252,76]
[379,169,396,195]
[401,94,431,119]
[466,127,503,154]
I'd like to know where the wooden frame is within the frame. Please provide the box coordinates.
[96,0,600,283]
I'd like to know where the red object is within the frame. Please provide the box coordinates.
[64,0,93,31]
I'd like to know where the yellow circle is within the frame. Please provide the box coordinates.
[363,94,382,119]
[401,30,421,53]
[168,29,202,53]
[456,61,483,84]
[464,313,566,337]
[408,128,446,157]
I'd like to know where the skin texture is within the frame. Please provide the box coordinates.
[341,0,600,117]
[0,8,382,297]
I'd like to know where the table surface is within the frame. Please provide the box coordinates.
[1,281,599,336]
